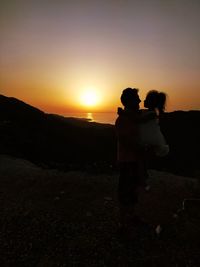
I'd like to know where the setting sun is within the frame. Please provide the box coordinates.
[80,90,101,107]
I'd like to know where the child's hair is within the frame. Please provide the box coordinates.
[145,90,167,114]
[157,92,167,114]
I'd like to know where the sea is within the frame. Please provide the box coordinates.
[63,112,117,125]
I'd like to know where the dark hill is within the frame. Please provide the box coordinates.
[159,111,200,176]
[0,94,45,123]
[0,94,199,176]
[0,94,116,171]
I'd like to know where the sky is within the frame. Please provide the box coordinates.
[0,0,200,113]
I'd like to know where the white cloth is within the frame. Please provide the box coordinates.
[139,111,169,157]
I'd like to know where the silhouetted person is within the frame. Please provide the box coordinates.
[139,90,169,191]
[139,90,169,156]
[115,88,142,237]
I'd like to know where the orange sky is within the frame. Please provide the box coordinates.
[1,0,200,114]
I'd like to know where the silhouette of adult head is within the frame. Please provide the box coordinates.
[120,88,141,111]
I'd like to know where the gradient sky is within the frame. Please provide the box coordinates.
[1,0,200,113]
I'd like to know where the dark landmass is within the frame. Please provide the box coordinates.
[0,94,199,176]
[0,94,200,266]
[0,94,116,172]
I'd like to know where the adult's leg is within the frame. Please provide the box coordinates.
[118,162,140,230]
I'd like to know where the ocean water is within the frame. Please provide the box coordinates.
[63,112,117,125]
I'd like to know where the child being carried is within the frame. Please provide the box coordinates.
[139,90,169,157]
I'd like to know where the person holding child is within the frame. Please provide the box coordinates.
[115,88,169,238]
[115,87,142,237]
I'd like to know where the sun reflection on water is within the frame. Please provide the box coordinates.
[87,112,94,122]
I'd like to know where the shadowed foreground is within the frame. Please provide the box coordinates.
[0,155,200,267]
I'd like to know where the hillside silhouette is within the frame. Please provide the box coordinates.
[0,94,199,176]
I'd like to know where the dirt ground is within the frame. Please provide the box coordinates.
[0,154,200,267]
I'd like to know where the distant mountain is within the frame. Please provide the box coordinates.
[0,94,199,176]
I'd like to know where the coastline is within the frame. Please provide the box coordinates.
[62,112,117,125]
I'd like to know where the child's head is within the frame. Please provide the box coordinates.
[144,90,167,113]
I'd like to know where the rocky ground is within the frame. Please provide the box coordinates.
[0,154,200,267]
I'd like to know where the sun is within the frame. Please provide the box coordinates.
[80,90,100,107]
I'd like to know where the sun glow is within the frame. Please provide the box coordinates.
[80,90,101,107]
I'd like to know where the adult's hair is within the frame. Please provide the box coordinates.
[120,87,139,107]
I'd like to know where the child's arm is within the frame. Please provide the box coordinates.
[139,111,157,123]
